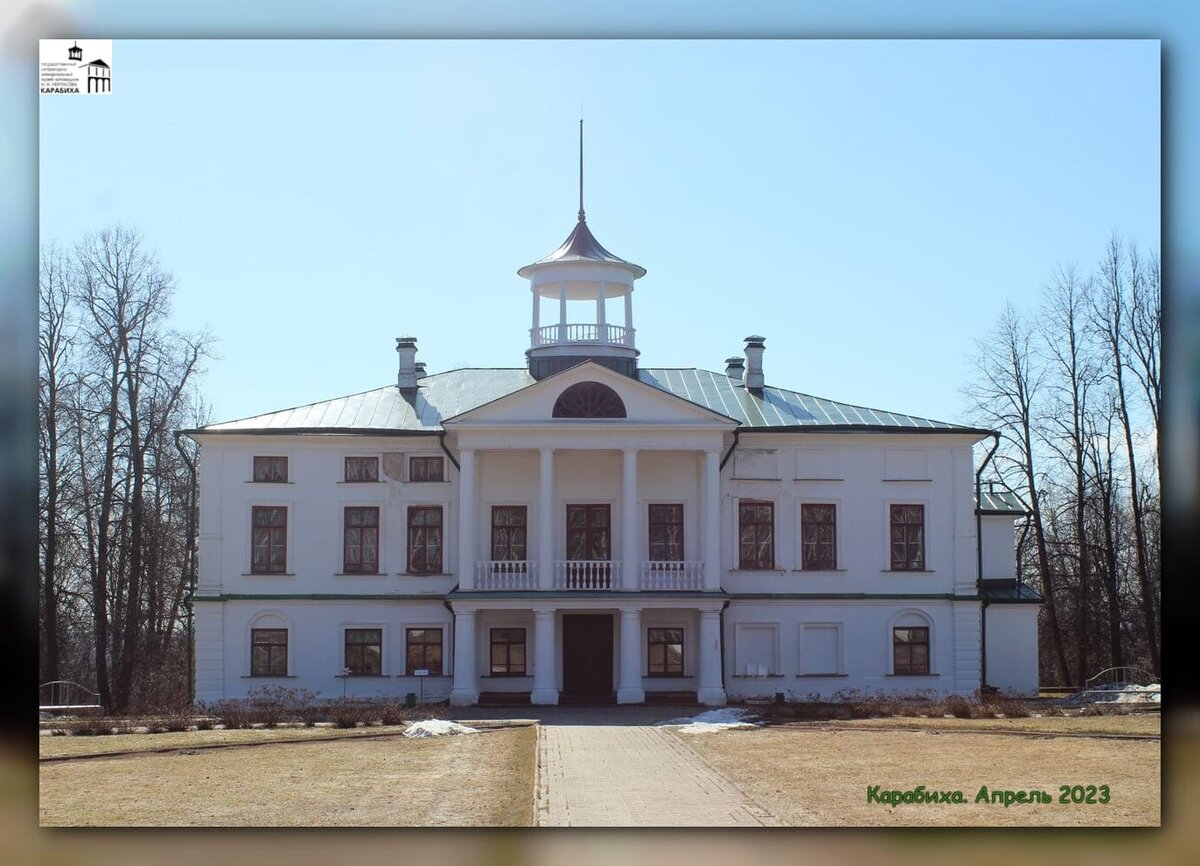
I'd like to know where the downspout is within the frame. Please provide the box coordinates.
[975,432,1001,693]
[437,430,460,471]
[1015,512,1032,590]
[716,429,737,699]
[174,431,198,707]
[718,427,740,471]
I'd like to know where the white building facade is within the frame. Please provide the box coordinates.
[189,202,1041,707]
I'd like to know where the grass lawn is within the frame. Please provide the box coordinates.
[804,713,1161,737]
[678,714,1160,826]
[39,726,536,827]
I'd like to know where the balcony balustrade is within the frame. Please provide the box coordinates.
[474,561,537,590]
[639,561,704,591]
[553,560,618,590]
[531,322,634,347]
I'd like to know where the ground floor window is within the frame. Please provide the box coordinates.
[892,626,930,675]
[647,627,684,676]
[344,628,383,675]
[405,627,443,675]
[490,627,526,676]
[251,628,287,676]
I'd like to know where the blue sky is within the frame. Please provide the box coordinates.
[38,39,1160,427]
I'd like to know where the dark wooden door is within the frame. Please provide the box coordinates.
[561,614,614,696]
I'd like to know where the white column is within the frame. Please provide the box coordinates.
[622,448,639,590]
[449,609,479,706]
[617,607,645,704]
[624,289,633,329]
[457,449,476,590]
[559,281,568,340]
[697,608,727,706]
[703,448,722,591]
[538,449,555,590]
[531,288,540,339]
[597,281,607,341]
[531,608,559,705]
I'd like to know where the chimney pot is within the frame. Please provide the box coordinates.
[743,335,765,391]
[725,356,745,380]
[396,336,419,391]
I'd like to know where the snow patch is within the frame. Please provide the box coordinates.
[656,707,760,732]
[403,719,480,738]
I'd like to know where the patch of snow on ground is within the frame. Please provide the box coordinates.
[1113,684,1160,704]
[656,707,760,732]
[403,719,480,738]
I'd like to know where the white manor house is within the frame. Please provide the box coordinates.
[187,184,1042,708]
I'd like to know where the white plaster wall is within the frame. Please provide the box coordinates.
[201,599,454,702]
[723,599,976,699]
[981,517,1017,580]
[984,604,1041,696]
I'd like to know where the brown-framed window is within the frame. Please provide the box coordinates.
[407,506,443,574]
[893,626,930,675]
[253,456,288,482]
[800,503,837,570]
[405,628,443,675]
[251,506,287,573]
[251,628,288,676]
[491,506,527,561]
[566,504,611,561]
[345,455,379,482]
[890,504,926,570]
[409,456,445,482]
[490,628,526,676]
[738,500,775,570]
[344,628,383,675]
[648,504,684,562]
[647,627,684,676]
[343,506,380,573]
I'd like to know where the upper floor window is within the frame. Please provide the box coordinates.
[253,456,288,482]
[343,506,380,573]
[648,504,684,562]
[893,626,930,675]
[345,455,379,482]
[890,504,926,570]
[800,503,837,570]
[409,455,445,482]
[251,628,288,676]
[251,506,287,573]
[491,506,527,562]
[647,627,684,676]
[406,628,443,676]
[552,381,627,418]
[407,506,443,574]
[738,500,774,570]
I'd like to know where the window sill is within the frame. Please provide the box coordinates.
[882,569,935,574]
[245,480,294,484]
[405,480,450,484]
[730,568,787,575]
[335,572,387,577]
[337,673,389,678]
[731,673,784,678]
[481,674,531,679]
[887,673,939,677]
[882,478,933,482]
[732,476,783,481]
[241,675,296,679]
[796,673,849,678]
[790,568,847,574]
[396,572,452,577]
[646,674,692,680]
[242,573,296,577]
[403,673,449,678]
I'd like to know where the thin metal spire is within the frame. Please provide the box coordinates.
[578,117,586,223]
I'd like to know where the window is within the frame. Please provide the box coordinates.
[407,506,443,574]
[251,628,288,676]
[648,504,684,562]
[344,628,383,675]
[890,504,926,570]
[893,626,930,675]
[409,456,444,482]
[647,627,684,676]
[566,504,611,561]
[343,506,380,573]
[345,456,379,482]
[405,628,443,675]
[490,628,526,676]
[551,381,627,418]
[251,506,287,573]
[738,500,775,570]
[800,503,837,570]
[491,506,527,561]
[253,456,288,482]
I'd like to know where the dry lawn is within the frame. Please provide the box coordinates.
[679,718,1159,826]
[816,713,1161,737]
[40,725,536,827]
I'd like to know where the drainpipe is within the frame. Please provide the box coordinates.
[718,428,740,472]
[975,432,1000,693]
[1015,512,1032,591]
[174,431,198,708]
[437,430,460,471]
[718,598,730,700]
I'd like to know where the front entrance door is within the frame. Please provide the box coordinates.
[561,614,614,698]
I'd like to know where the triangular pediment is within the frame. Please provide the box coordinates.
[443,361,737,428]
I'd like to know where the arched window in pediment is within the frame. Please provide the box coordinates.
[552,381,627,418]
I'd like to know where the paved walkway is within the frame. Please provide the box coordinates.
[535,724,781,826]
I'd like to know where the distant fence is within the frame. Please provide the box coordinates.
[39,680,103,714]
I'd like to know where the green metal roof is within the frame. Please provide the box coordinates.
[977,485,1031,515]
[194,366,986,435]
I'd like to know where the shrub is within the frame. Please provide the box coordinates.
[377,700,410,726]
[206,699,255,730]
[328,698,367,729]
[942,695,973,718]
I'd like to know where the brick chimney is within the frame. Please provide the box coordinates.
[743,335,765,391]
[396,337,419,392]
